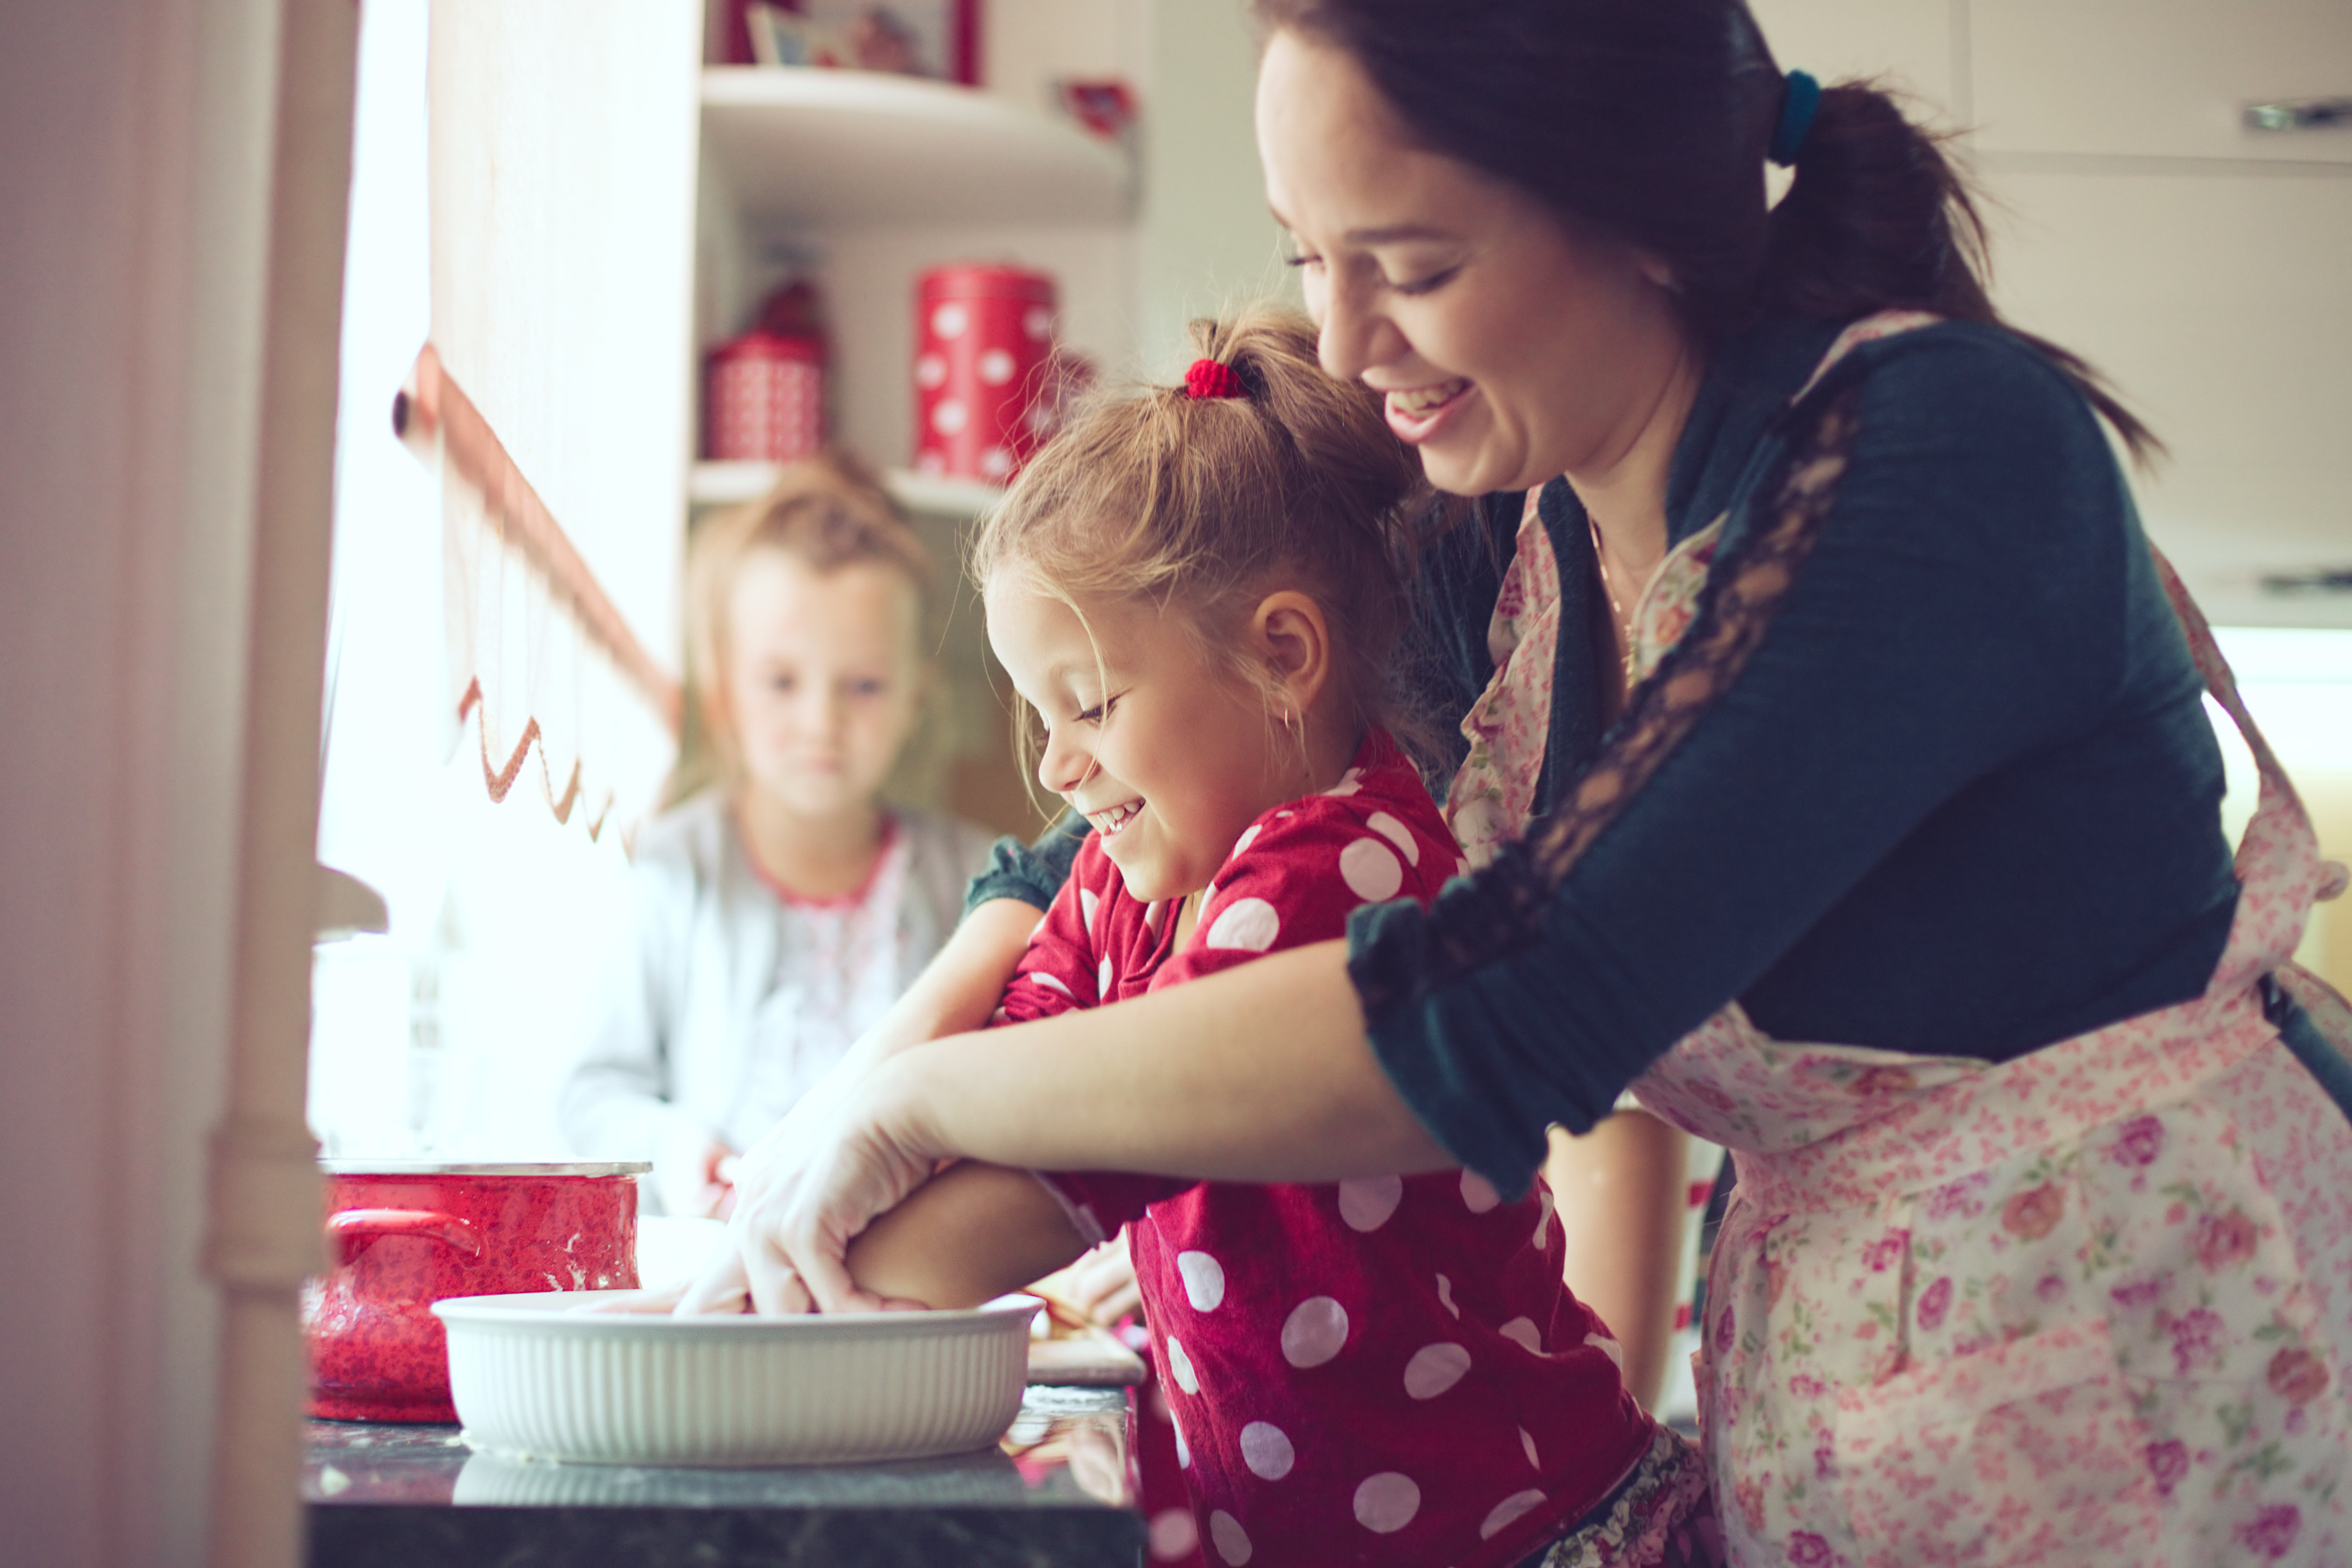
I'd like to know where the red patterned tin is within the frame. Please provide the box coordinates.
[913,264,1059,484]
[706,330,826,463]
[303,1161,646,1423]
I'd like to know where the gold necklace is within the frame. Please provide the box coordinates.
[1587,515,1637,684]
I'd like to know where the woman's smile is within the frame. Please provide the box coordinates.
[1381,377,1474,443]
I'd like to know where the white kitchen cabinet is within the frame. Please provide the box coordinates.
[1987,168,2352,621]
[1747,0,1959,124]
[1971,0,2352,164]
[1751,0,2352,628]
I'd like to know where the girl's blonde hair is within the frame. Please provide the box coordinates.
[972,307,1429,776]
[671,453,937,803]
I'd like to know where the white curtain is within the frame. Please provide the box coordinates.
[311,0,701,1163]
[426,0,701,834]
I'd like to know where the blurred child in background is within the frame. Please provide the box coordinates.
[562,456,993,1216]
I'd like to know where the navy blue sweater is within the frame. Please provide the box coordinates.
[971,316,2291,1188]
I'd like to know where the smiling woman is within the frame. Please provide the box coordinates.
[695,5,2352,1566]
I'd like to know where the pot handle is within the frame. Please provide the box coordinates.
[327,1207,484,1266]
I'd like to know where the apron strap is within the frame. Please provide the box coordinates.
[2146,544,2350,999]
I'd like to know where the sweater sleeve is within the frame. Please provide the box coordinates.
[964,810,1091,916]
[1349,332,2139,1192]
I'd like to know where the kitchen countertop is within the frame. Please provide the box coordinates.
[303,1384,1143,1567]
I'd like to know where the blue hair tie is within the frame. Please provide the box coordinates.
[1769,69,1821,166]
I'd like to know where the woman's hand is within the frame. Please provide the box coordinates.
[677,1049,943,1316]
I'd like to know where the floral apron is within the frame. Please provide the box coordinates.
[1458,313,2352,1566]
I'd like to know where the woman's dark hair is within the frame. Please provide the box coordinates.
[1252,0,2157,457]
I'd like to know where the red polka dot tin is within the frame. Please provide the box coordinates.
[913,264,1059,484]
[705,329,826,463]
[303,1161,648,1423]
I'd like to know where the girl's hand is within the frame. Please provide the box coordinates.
[1064,1234,1143,1327]
[653,1129,738,1220]
[676,1051,943,1317]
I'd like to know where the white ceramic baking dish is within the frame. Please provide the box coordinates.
[432,1291,1041,1466]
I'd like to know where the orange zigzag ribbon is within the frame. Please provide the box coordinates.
[457,677,615,842]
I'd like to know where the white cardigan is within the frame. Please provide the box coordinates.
[559,792,995,1200]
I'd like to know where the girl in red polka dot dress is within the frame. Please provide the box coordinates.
[845,310,1720,1568]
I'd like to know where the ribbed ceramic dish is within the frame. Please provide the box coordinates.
[432,1291,1041,1466]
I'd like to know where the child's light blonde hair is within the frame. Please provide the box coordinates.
[972,307,1430,782]
[672,453,937,803]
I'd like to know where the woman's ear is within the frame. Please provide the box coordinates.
[1250,590,1333,718]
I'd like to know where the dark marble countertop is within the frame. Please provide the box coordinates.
[303,1384,1143,1567]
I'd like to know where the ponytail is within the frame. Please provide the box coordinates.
[1764,79,2159,457]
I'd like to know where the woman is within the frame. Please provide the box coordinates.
[692,2,2352,1562]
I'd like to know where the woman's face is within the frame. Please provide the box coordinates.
[1255,29,1690,497]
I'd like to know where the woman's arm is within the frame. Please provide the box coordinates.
[907,940,1449,1182]
[845,1161,1090,1309]
[688,939,1452,1314]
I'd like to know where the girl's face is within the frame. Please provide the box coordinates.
[722,550,926,821]
[985,579,1293,904]
[1255,29,1690,497]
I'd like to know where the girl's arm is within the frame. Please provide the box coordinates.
[845,897,1041,1063]
[1543,1113,1689,1410]
[842,811,1090,1065]
[845,1161,1089,1309]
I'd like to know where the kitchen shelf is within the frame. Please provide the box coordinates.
[690,459,1003,520]
[700,67,1134,227]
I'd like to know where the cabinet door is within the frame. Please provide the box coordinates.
[1986,169,2352,623]
[1748,0,1958,122]
[1972,0,2352,163]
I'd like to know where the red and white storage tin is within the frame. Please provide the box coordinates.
[913,264,1059,484]
[705,329,826,463]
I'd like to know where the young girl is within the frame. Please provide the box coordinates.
[842,313,1718,1568]
[561,456,994,1217]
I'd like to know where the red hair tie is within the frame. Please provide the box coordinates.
[1185,358,1248,401]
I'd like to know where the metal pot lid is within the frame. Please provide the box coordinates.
[318,1160,653,1177]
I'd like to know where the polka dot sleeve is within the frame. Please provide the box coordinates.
[992,852,1103,1024]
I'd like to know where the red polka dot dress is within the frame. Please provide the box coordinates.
[997,731,1662,1568]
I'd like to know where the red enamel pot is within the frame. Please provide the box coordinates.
[303,1161,649,1423]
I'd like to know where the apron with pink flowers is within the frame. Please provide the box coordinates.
[1451,312,2352,1566]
